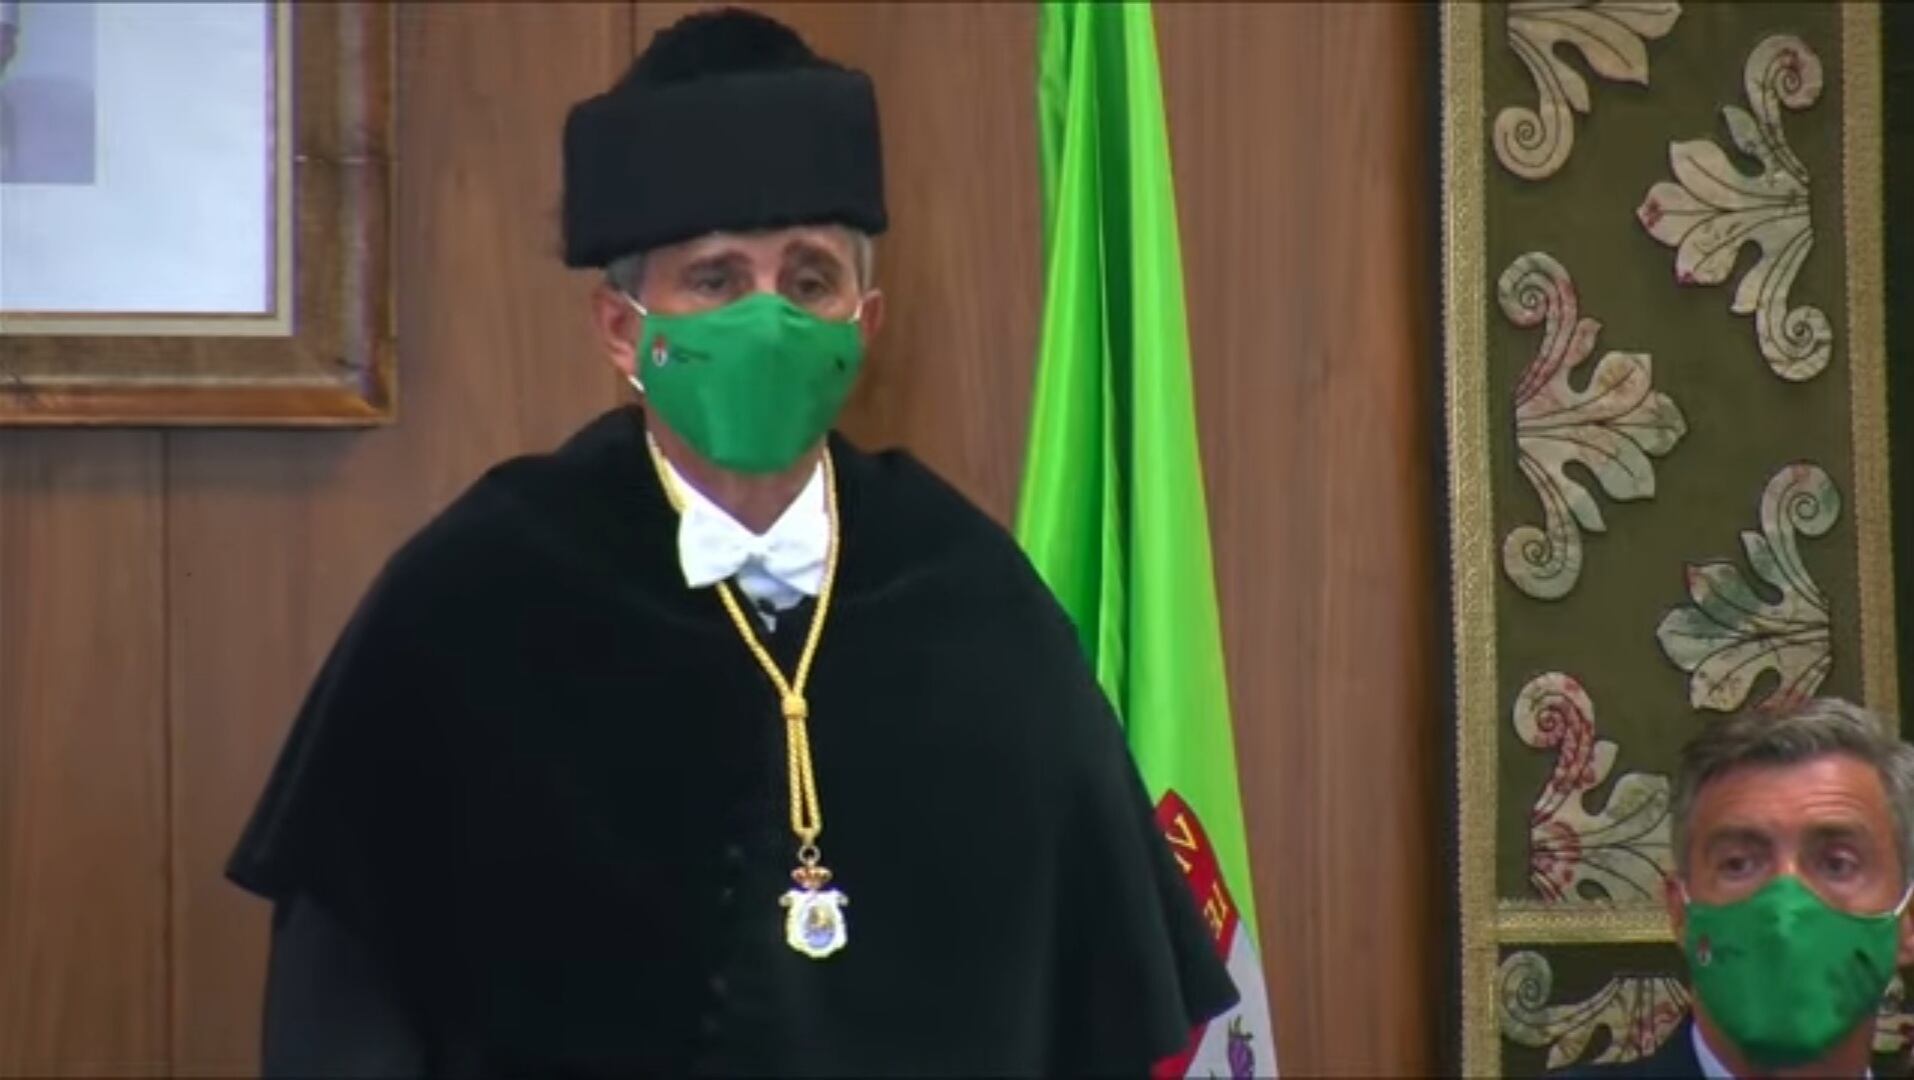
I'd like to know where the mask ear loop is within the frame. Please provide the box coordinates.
[623,293,650,395]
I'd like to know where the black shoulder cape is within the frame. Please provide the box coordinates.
[229,408,1236,1076]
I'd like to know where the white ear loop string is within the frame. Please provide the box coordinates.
[624,293,649,395]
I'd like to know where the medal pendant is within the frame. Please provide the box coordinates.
[781,862,848,959]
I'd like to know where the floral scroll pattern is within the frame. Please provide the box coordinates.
[1656,463,1839,713]
[1496,2,1683,180]
[1515,673,1673,903]
[1637,35,1831,381]
[1500,951,1690,1070]
[1499,252,1687,601]
[1875,978,1914,1056]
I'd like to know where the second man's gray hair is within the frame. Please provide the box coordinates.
[1669,697,1914,885]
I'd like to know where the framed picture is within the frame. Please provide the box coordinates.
[0,1,393,426]
[1437,3,1901,1075]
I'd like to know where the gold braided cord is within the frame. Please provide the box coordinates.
[646,439,840,855]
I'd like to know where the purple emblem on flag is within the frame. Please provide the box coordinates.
[1226,1017,1254,1080]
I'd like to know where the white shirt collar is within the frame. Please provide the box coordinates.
[653,443,829,617]
[1692,1023,1734,1080]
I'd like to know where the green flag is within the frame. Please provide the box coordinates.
[1016,3,1274,1076]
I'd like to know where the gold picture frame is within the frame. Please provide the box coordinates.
[0,2,394,426]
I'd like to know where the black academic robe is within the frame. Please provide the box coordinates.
[228,407,1238,1077]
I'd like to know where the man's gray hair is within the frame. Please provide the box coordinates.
[605,228,875,299]
[1670,697,1914,884]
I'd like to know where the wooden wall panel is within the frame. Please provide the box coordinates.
[0,434,169,1076]
[162,4,631,1071]
[1157,5,1440,1075]
[0,6,1441,1076]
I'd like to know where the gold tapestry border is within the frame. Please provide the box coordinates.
[1496,903,1673,946]
[1439,4,1498,1075]
[1843,4,1897,723]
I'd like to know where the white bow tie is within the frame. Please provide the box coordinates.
[670,462,829,602]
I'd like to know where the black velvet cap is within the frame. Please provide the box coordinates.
[561,8,888,268]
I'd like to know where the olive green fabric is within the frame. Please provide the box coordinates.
[1481,0,1857,899]
[1496,943,1685,1078]
[1461,3,1905,1074]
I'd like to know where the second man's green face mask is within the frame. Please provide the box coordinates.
[1684,874,1912,1068]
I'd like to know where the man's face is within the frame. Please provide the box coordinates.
[1667,753,1914,965]
[640,226,865,320]
[591,225,883,384]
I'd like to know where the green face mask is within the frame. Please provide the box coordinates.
[628,292,864,474]
[1683,874,1910,1068]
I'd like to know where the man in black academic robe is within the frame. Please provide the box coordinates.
[228,8,1237,1077]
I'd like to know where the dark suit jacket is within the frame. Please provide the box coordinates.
[1555,1021,1702,1080]
[1555,1021,1913,1079]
